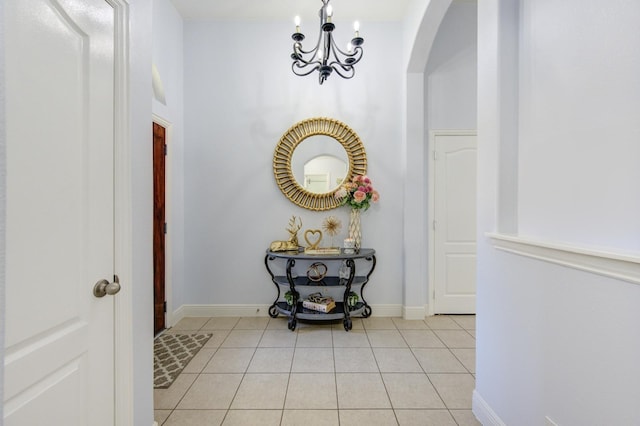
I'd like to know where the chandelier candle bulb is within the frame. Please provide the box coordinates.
[294,15,301,33]
[354,20,360,37]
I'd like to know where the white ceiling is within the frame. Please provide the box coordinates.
[169,0,413,22]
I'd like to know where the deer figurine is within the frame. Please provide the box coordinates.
[269,216,303,252]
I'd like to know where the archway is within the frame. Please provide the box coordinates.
[402,0,452,319]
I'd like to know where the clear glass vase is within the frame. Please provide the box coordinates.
[349,208,362,250]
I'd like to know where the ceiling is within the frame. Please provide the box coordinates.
[169,0,413,22]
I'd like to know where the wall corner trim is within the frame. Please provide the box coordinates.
[487,233,640,285]
[472,390,506,426]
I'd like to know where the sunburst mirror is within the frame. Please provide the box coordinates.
[273,117,367,211]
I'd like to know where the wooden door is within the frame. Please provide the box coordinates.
[433,133,477,314]
[153,122,166,335]
[4,0,117,424]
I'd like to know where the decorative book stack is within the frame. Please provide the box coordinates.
[302,293,336,313]
[304,247,341,255]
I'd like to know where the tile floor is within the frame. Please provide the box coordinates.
[154,315,479,426]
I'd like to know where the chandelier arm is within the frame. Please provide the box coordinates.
[293,53,323,67]
[331,42,360,59]
[295,26,323,56]
[292,62,322,77]
[296,46,320,56]
[327,41,363,68]
[329,63,356,79]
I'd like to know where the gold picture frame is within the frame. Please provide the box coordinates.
[273,117,367,211]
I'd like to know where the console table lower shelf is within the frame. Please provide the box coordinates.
[264,248,376,331]
[271,301,371,331]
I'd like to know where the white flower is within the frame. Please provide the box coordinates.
[334,187,347,199]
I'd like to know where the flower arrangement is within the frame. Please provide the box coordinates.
[334,175,380,210]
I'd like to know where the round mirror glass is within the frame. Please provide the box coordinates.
[291,135,349,194]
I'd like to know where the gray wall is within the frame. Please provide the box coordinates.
[426,0,477,130]
[153,0,476,322]
[182,20,405,308]
[476,1,640,424]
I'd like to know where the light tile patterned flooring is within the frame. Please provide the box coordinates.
[155,315,479,426]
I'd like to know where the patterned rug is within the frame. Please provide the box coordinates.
[154,333,212,388]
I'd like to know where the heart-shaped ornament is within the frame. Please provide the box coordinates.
[304,229,323,249]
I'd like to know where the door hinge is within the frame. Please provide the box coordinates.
[433,150,437,160]
[163,301,167,313]
[164,144,167,155]
[164,222,167,234]
[433,220,437,230]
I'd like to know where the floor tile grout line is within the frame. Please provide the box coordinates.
[278,338,297,426]
[449,347,475,375]
[330,321,341,425]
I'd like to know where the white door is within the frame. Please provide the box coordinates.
[433,133,477,314]
[4,0,117,424]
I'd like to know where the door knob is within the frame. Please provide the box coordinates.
[93,275,121,298]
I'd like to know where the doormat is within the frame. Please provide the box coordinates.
[154,333,212,388]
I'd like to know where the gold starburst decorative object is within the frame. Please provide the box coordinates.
[322,216,342,237]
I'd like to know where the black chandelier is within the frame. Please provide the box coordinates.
[291,0,364,85]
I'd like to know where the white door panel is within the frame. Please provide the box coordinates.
[433,133,477,314]
[5,0,116,424]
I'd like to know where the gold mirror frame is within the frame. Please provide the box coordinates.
[274,117,367,211]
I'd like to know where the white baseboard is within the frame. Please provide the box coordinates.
[368,304,404,317]
[403,305,428,320]
[172,304,271,325]
[473,390,506,426]
[172,303,404,323]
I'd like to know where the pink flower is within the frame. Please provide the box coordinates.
[335,175,380,209]
[353,190,367,203]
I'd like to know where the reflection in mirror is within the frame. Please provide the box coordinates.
[303,156,347,193]
[291,135,348,193]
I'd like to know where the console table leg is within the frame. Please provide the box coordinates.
[343,317,352,331]
[265,254,281,318]
[268,304,279,318]
[362,304,372,318]
[288,317,297,331]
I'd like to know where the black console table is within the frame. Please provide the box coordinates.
[264,248,376,331]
